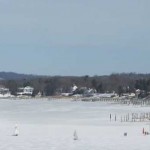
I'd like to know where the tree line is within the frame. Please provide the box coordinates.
[1,73,150,97]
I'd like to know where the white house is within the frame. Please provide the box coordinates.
[72,84,78,92]
[17,86,34,96]
[0,87,13,98]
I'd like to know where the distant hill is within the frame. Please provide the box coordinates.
[0,72,39,80]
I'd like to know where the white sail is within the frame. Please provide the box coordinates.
[73,130,78,140]
[14,124,19,136]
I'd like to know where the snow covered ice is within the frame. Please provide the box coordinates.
[0,99,150,150]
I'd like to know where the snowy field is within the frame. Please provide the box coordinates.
[0,99,150,150]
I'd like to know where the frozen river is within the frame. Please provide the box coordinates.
[0,99,150,150]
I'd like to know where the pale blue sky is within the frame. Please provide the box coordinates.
[0,0,150,76]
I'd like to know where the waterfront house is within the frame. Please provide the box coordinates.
[17,86,34,96]
[0,86,13,98]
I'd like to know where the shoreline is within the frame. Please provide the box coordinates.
[0,96,150,107]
